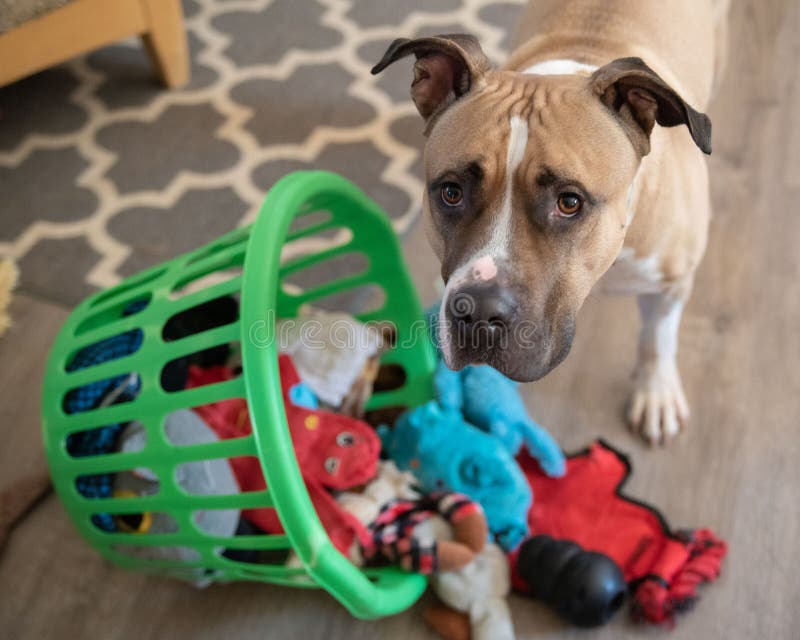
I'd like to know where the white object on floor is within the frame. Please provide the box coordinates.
[431,543,515,640]
[276,308,384,407]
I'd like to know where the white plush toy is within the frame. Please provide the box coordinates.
[276,308,384,408]
[429,543,515,640]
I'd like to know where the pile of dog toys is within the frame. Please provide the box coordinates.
[65,298,727,637]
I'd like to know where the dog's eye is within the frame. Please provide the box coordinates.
[440,183,463,207]
[556,192,582,217]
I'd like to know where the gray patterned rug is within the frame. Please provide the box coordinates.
[0,0,522,306]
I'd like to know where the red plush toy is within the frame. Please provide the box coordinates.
[187,355,380,554]
[511,440,728,627]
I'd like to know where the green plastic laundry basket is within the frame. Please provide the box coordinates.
[41,171,436,619]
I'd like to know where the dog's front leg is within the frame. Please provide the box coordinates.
[627,290,690,444]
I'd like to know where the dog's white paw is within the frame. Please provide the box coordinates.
[626,362,689,445]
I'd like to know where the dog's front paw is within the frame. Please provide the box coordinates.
[626,362,689,445]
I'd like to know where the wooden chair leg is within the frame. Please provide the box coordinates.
[139,0,189,88]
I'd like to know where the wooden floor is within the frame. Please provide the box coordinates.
[1,1,799,638]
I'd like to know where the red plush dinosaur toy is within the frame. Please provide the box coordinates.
[187,355,380,553]
[511,440,727,627]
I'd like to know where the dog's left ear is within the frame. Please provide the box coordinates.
[371,34,491,128]
[590,57,712,156]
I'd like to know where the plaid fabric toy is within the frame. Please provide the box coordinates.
[361,491,479,574]
[65,304,146,531]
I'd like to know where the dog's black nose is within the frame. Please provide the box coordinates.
[447,281,518,347]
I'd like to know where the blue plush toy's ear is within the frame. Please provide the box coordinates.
[434,359,464,413]
[376,424,392,450]
[520,420,566,477]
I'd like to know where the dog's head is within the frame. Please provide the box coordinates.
[373,34,711,381]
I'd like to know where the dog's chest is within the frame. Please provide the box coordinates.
[597,247,663,296]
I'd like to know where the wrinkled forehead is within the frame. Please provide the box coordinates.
[425,72,636,191]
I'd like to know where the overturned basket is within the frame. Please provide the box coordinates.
[41,171,436,618]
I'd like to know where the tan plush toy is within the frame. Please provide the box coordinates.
[425,542,515,640]
[0,258,19,338]
[338,462,515,640]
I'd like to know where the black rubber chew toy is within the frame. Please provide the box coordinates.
[517,535,627,627]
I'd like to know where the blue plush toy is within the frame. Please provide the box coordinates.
[427,305,566,478]
[379,401,532,551]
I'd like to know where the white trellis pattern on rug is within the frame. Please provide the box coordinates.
[0,0,523,305]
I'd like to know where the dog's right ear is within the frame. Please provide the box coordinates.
[590,57,712,156]
[371,34,491,126]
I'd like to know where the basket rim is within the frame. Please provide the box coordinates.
[240,170,427,618]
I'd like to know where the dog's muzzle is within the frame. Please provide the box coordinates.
[445,280,519,353]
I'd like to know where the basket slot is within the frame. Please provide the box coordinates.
[65,423,146,459]
[372,363,407,393]
[278,243,360,279]
[284,218,341,244]
[171,268,243,303]
[99,529,182,543]
[365,388,414,411]
[175,457,256,497]
[165,435,255,461]
[287,208,332,234]
[229,570,317,587]
[160,406,254,446]
[91,512,178,535]
[72,489,273,514]
[87,265,167,310]
[74,467,158,501]
[111,544,201,563]
[158,326,240,364]
[61,359,142,390]
[163,278,242,319]
[162,295,240,343]
[219,550,290,568]
[108,552,208,570]
[154,378,247,414]
[281,254,371,305]
[220,563,310,581]
[70,314,150,354]
[161,346,241,395]
[286,273,378,307]
[57,401,146,433]
[75,293,151,337]
[171,246,246,301]
[174,491,277,511]
[184,226,251,268]
[65,449,152,472]
[310,283,388,316]
[282,226,353,263]
[61,435,255,473]
[211,534,290,550]
[193,521,289,548]
[353,308,396,324]
[64,329,144,375]
[62,371,140,414]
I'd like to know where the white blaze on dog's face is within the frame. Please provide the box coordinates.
[372,35,711,381]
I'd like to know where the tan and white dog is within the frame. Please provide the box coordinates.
[372,0,729,445]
